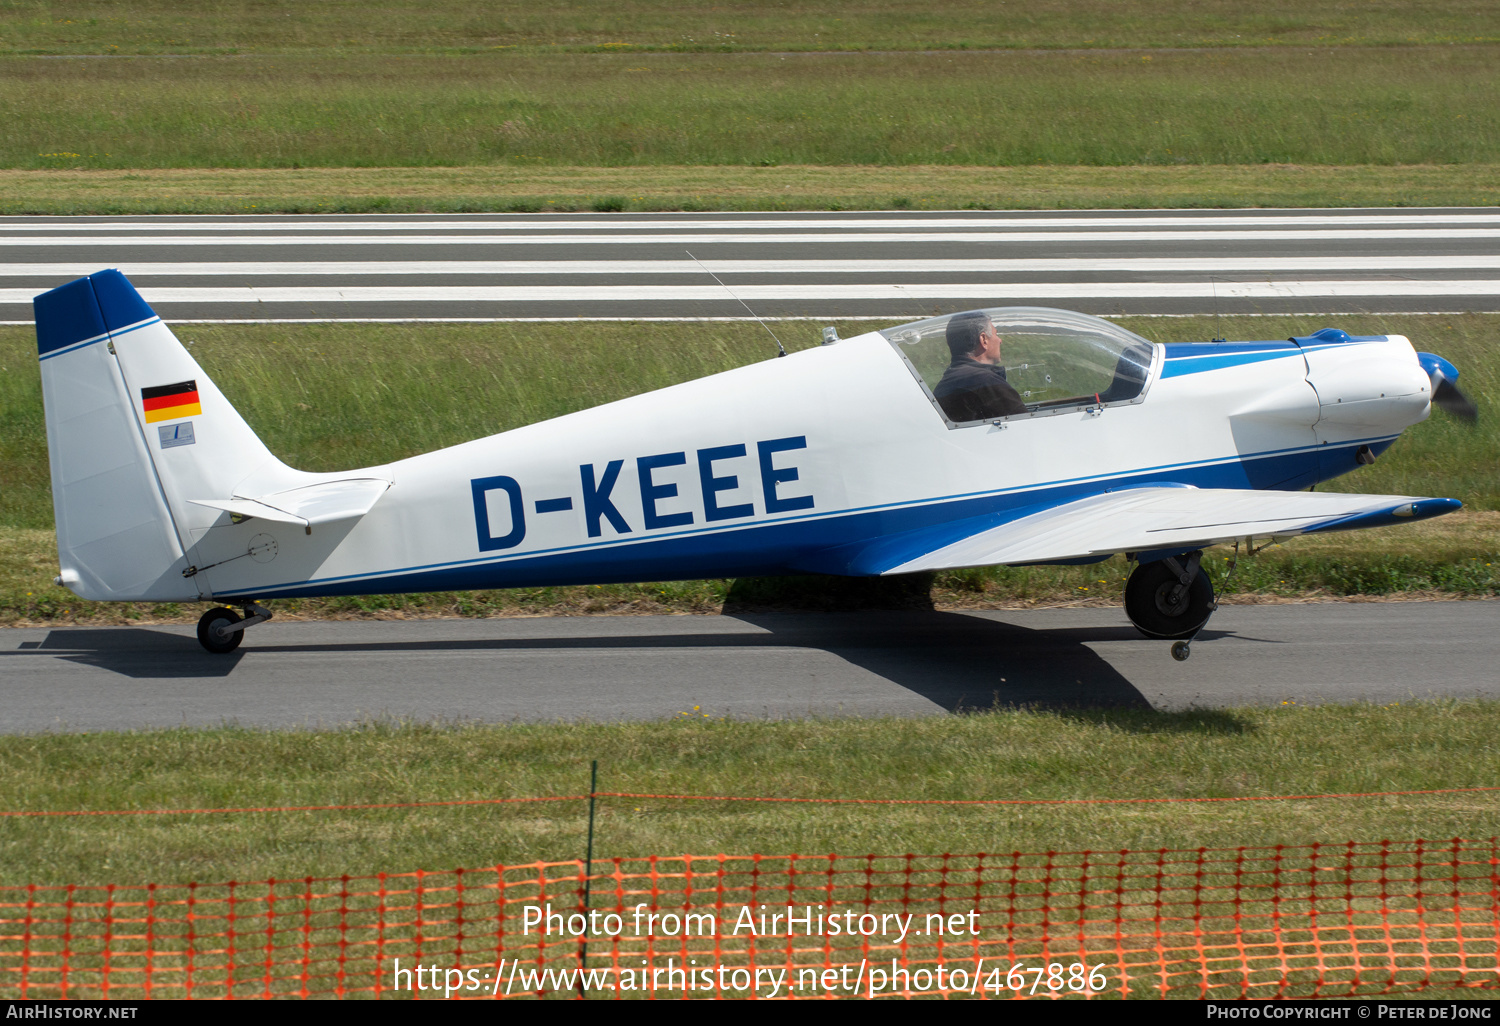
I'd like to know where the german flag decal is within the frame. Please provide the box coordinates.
[141,380,202,424]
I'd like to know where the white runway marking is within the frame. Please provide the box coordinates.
[6,213,1499,231]
[4,229,1499,247]
[5,210,1494,320]
[5,256,1500,276]
[6,280,1498,305]
[4,313,1487,326]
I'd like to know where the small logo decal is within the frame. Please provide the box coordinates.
[158,422,196,448]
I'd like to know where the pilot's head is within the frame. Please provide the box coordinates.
[946,311,1001,365]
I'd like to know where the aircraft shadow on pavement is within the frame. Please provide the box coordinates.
[32,613,1154,708]
[723,610,1154,712]
[14,614,1253,732]
[721,611,1253,732]
[18,628,245,678]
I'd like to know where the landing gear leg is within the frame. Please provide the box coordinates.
[1124,552,1214,657]
[196,602,272,654]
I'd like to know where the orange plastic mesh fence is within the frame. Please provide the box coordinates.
[2,839,1496,1000]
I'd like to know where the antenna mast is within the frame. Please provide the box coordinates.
[687,251,787,358]
[1209,276,1228,343]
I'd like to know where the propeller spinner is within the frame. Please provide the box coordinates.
[1417,352,1479,424]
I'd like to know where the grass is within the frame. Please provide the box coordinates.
[2,315,1496,624]
[1,706,1498,884]
[4,0,1497,55]
[5,3,1496,214]
[6,7,1496,213]
[4,717,1493,1005]
[6,49,1499,171]
[6,164,1499,215]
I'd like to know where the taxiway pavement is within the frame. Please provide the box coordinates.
[1,602,1494,732]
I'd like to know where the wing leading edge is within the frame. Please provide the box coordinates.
[878,488,1461,575]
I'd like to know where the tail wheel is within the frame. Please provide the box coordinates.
[1125,558,1215,640]
[196,606,243,654]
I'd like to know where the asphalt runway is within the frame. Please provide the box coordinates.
[1,602,1495,733]
[3,208,1498,322]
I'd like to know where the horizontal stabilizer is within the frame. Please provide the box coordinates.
[191,477,390,530]
[882,487,1461,574]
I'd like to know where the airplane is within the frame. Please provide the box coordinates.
[33,270,1478,659]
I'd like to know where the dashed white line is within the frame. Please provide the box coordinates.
[4,213,1498,231]
[5,280,1496,305]
[4,229,1498,247]
[5,256,1500,277]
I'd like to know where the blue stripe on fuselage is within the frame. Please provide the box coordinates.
[1159,332,1396,380]
[234,437,1396,600]
[1160,342,1302,378]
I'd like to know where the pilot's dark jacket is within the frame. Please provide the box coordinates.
[933,356,1029,422]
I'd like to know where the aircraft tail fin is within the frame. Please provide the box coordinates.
[35,270,286,601]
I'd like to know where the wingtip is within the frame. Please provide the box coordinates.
[1391,497,1463,520]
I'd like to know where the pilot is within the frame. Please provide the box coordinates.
[933,311,1028,422]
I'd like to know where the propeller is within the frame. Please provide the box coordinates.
[1417,352,1479,424]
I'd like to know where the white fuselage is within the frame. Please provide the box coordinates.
[174,329,1429,601]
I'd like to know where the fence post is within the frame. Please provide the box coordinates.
[578,760,598,997]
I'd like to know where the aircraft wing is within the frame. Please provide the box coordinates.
[881,488,1460,575]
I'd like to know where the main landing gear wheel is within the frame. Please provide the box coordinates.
[196,606,243,654]
[1125,554,1215,642]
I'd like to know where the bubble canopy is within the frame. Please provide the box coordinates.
[880,307,1159,426]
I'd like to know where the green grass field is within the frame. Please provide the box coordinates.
[2,315,1495,624]
[4,164,1500,216]
[5,0,1497,55]
[3,1,1499,210]
[2,706,1498,884]
[6,49,1498,170]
